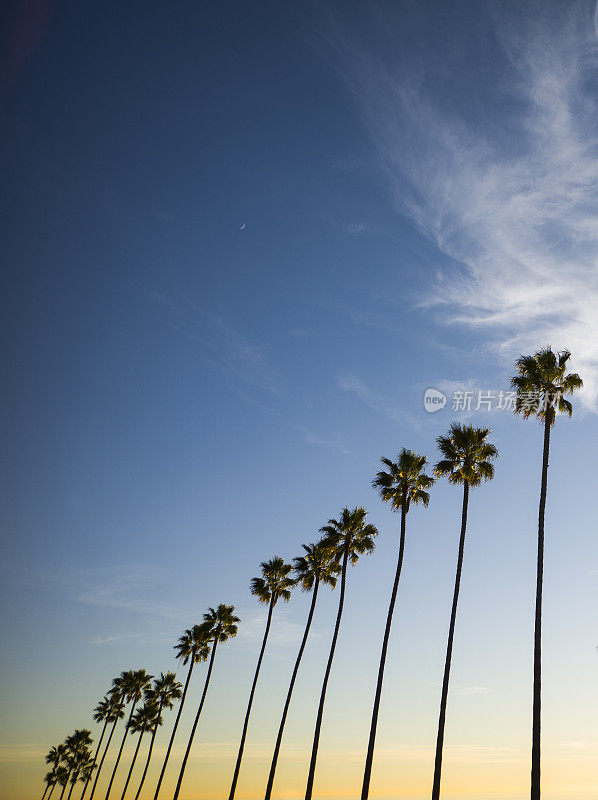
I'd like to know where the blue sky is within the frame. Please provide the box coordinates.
[1,2,598,799]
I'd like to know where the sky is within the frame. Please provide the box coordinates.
[1,1,597,799]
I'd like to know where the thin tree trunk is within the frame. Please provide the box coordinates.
[173,641,219,800]
[134,702,163,800]
[48,783,57,800]
[89,714,121,800]
[81,719,109,800]
[42,784,50,800]
[531,415,550,800]
[304,544,349,800]
[264,581,320,800]
[228,600,275,800]
[153,661,194,800]
[362,490,408,799]
[431,481,469,800]
[66,771,80,800]
[120,732,144,800]
[105,701,138,800]
[59,773,72,800]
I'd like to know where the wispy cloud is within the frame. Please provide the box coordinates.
[338,373,418,426]
[337,2,598,407]
[150,293,281,395]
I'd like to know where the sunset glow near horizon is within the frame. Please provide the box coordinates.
[2,2,598,800]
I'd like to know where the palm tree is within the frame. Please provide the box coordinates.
[228,559,295,800]
[64,731,93,800]
[304,507,378,800]
[153,627,210,800]
[431,423,498,800]
[104,670,153,800]
[46,745,67,777]
[42,771,58,800]
[88,688,125,800]
[511,347,582,800]
[133,672,182,800]
[361,451,434,799]
[66,752,95,800]
[264,541,340,800]
[79,696,114,800]
[119,702,159,800]
[55,766,71,800]
[174,604,240,800]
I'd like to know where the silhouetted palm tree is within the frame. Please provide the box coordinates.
[361,450,434,799]
[431,423,498,800]
[134,673,182,800]
[228,559,294,800]
[153,627,210,800]
[88,688,125,800]
[55,766,71,800]
[42,771,58,800]
[174,604,240,800]
[511,347,582,800]
[80,696,113,800]
[104,670,153,800]
[120,702,159,800]
[304,507,378,800]
[66,752,95,800]
[264,540,340,800]
[64,731,93,800]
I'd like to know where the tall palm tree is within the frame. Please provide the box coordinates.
[64,731,93,800]
[361,450,434,799]
[228,559,295,800]
[264,541,340,800]
[304,507,378,800]
[55,766,71,800]
[66,752,95,800]
[42,771,58,800]
[153,627,210,800]
[104,670,153,800]
[88,687,125,800]
[133,673,182,800]
[80,696,114,800]
[46,745,67,778]
[511,347,582,800]
[431,423,498,800]
[119,702,159,800]
[174,604,240,800]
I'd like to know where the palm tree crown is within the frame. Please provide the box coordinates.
[250,557,295,605]
[293,540,340,592]
[373,449,434,511]
[434,423,498,486]
[174,625,211,665]
[319,506,378,564]
[511,346,583,423]
[146,672,183,712]
[202,604,240,642]
[128,702,160,735]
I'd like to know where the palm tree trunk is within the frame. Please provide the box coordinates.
[59,773,72,800]
[41,784,50,800]
[304,544,349,800]
[228,599,275,800]
[48,783,57,800]
[531,415,550,800]
[66,771,80,800]
[105,702,138,800]
[264,581,320,800]
[120,732,144,800]
[153,661,194,800]
[362,492,408,799]
[431,480,469,800]
[81,719,109,800]
[89,715,121,800]
[134,709,162,800]
[173,640,219,800]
